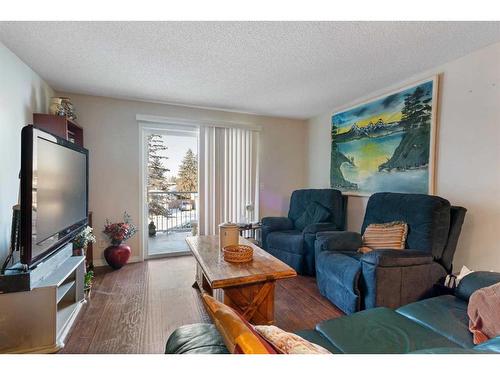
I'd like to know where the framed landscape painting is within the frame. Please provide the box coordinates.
[330,76,439,196]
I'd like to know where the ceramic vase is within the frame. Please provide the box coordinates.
[219,222,239,250]
[104,242,131,270]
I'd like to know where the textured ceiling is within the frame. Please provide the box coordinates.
[1,21,500,119]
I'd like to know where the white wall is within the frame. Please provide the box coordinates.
[308,43,500,271]
[307,42,500,272]
[0,43,54,264]
[56,93,307,264]
[5,36,496,271]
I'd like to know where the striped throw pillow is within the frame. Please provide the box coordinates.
[359,221,408,253]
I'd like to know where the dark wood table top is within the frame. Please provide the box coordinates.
[186,235,296,289]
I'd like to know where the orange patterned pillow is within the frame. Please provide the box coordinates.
[202,293,277,354]
[254,325,331,354]
[359,221,408,253]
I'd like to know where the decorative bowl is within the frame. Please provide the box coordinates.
[222,244,253,263]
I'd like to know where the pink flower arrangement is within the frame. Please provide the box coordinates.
[103,212,138,245]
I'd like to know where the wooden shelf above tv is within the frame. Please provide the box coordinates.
[33,113,84,147]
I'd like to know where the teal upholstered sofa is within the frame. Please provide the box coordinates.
[165,271,500,354]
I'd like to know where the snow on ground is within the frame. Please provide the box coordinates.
[150,208,198,233]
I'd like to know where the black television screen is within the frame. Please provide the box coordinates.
[20,125,88,267]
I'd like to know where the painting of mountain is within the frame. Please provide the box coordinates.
[330,77,438,195]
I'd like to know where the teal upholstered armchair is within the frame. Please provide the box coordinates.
[261,189,347,275]
[315,192,467,314]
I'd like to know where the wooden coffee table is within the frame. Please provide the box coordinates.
[186,235,296,324]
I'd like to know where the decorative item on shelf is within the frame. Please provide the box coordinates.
[72,226,96,259]
[222,244,253,263]
[84,270,94,299]
[102,212,137,270]
[218,222,239,250]
[49,97,65,117]
[49,96,77,120]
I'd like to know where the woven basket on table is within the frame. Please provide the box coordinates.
[222,244,253,263]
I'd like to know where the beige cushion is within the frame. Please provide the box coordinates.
[468,282,500,344]
[359,221,408,253]
[254,325,331,354]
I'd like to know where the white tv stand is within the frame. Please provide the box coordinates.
[0,243,85,353]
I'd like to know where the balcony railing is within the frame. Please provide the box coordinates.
[148,191,198,234]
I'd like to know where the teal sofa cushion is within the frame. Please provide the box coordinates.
[287,189,344,231]
[396,295,473,348]
[315,307,460,353]
[410,337,500,354]
[294,202,331,231]
[294,329,342,353]
[475,336,500,353]
[267,230,304,255]
[409,347,484,354]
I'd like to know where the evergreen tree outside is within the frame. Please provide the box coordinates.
[176,148,198,192]
[147,134,171,217]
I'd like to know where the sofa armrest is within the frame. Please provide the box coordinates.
[165,323,229,354]
[361,250,447,309]
[302,222,339,234]
[261,216,294,232]
[261,217,294,250]
[475,336,500,353]
[315,231,362,252]
[455,271,500,302]
[361,249,433,267]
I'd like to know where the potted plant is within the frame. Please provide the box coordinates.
[73,226,96,257]
[103,212,138,270]
[84,270,94,299]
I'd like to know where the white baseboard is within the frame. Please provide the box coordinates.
[92,256,142,268]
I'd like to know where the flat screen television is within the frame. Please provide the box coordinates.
[20,125,88,268]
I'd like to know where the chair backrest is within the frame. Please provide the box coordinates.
[440,206,467,272]
[361,192,452,259]
[287,189,346,230]
[456,271,500,302]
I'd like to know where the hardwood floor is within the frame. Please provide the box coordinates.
[61,255,343,353]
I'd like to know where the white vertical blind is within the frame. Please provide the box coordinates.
[198,126,259,235]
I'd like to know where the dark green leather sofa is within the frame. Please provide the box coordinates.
[165,272,500,354]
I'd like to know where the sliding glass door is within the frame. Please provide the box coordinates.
[142,124,199,257]
[140,119,260,258]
